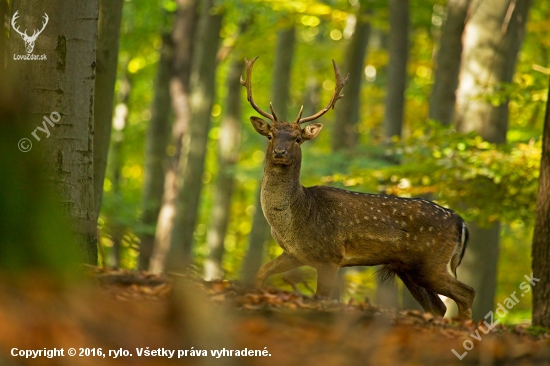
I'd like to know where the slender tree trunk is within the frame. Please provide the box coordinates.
[332,5,370,151]
[149,0,198,274]
[93,0,124,223]
[241,189,272,286]
[532,76,550,328]
[169,1,223,268]
[455,0,531,319]
[383,0,409,139]
[429,0,470,124]
[241,26,296,286]
[271,26,295,121]
[139,33,173,269]
[0,0,8,77]
[204,59,244,280]
[107,76,131,268]
[303,76,320,120]
[9,0,98,263]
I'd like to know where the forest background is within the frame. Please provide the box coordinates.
[3,0,549,324]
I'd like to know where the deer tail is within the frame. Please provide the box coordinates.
[450,221,469,279]
[375,265,397,283]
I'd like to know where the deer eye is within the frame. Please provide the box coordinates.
[296,137,302,143]
[267,134,273,140]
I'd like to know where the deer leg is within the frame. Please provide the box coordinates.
[254,252,304,288]
[398,272,446,316]
[422,271,475,319]
[314,263,340,298]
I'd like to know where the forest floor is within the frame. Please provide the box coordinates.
[1,268,549,366]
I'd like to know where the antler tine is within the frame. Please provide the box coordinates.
[293,105,304,124]
[240,56,275,121]
[298,60,349,125]
[269,103,278,122]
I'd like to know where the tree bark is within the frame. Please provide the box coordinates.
[455,0,531,141]
[332,5,370,151]
[0,0,8,79]
[169,1,223,268]
[9,0,98,263]
[455,0,531,319]
[241,26,296,286]
[532,76,550,328]
[204,59,244,280]
[429,0,470,125]
[107,76,131,268]
[93,0,124,223]
[271,26,295,121]
[383,0,409,139]
[149,0,198,274]
[139,33,173,270]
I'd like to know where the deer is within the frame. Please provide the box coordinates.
[240,56,476,319]
[11,11,49,54]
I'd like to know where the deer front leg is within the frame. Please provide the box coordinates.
[314,263,340,298]
[255,252,304,288]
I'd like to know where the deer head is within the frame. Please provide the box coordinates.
[11,11,49,54]
[240,57,349,166]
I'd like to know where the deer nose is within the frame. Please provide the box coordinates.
[273,149,287,158]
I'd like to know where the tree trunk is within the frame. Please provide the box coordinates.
[139,33,173,270]
[149,0,198,274]
[107,76,131,268]
[532,76,550,328]
[204,59,244,280]
[455,0,531,319]
[455,0,531,141]
[429,0,470,125]
[169,1,223,268]
[0,0,8,78]
[241,26,296,286]
[93,0,124,223]
[241,188,272,286]
[9,0,98,263]
[383,0,409,139]
[331,5,370,151]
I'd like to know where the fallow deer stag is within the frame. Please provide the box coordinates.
[241,56,475,319]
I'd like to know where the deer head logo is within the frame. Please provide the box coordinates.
[11,11,49,54]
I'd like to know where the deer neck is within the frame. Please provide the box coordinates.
[261,158,305,215]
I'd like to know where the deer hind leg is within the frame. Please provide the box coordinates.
[398,272,447,316]
[255,252,304,288]
[421,270,475,319]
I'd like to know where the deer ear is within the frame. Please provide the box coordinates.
[250,116,271,136]
[301,123,323,140]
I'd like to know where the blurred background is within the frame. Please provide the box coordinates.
[6,0,545,322]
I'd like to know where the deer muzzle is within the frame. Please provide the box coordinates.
[273,148,287,159]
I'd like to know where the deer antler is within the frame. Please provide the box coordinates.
[240,56,277,122]
[11,11,27,38]
[294,60,349,125]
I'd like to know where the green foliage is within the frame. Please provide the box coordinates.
[331,121,541,226]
